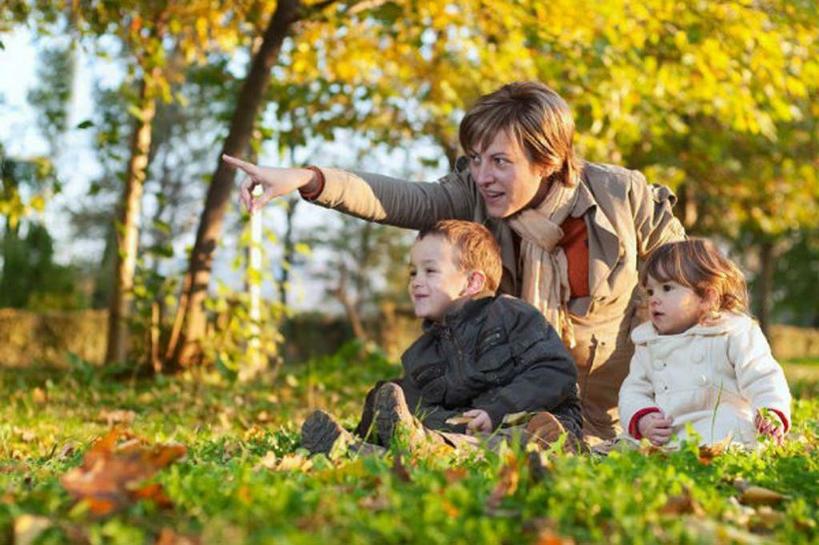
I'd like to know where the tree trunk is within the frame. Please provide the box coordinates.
[166,0,302,368]
[278,196,299,307]
[105,78,156,364]
[757,239,775,339]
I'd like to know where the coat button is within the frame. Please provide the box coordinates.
[693,351,705,363]
[698,375,708,386]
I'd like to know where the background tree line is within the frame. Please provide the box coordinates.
[1,0,816,375]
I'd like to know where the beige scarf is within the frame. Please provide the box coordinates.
[508,181,579,348]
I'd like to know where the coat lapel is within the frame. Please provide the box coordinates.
[576,179,622,299]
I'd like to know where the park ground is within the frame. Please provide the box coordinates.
[0,346,817,545]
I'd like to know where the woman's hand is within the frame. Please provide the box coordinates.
[637,411,673,446]
[462,409,493,434]
[222,154,318,213]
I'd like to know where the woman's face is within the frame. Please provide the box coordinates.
[467,130,546,218]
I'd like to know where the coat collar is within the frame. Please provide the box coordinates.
[576,168,623,298]
[631,312,754,345]
[422,291,496,332]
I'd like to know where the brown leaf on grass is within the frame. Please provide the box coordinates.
[98,409,136,427]
[697,435,733,465]
[391,453,411,482]
[534,529,575,545]
[32,387,47,404]
[273,453,313,472]
[60,428,186,517]
[748,506,786,533]
[679,516,766,545]
[155,528,201,545]
[660,487,704,516]
[59,442,78,460]
[738,486,788,506]
[359,492,391,511]
[444,467,467,484]
[486,453,520,512]
[14,514,51,545]
[254,451,278,472]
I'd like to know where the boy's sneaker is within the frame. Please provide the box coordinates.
[301,410,354,455]
[374,383,426,448]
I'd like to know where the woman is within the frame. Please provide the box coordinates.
[223,81,685,444]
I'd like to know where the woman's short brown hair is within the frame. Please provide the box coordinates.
[459,81,582,187]
[641,239,749,315]
[417,220,503,293]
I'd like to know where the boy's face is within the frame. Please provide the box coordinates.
[408,235,470,322]
[645,275,708,335]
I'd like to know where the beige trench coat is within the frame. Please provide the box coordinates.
[308,159,685,442]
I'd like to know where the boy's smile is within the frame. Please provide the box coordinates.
[408,235,471,322]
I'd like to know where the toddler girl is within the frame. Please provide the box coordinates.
[619,239,791,447]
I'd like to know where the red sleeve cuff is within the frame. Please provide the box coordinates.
[768,408,790,433]
[629,407,662,439]
[299,166,325,201]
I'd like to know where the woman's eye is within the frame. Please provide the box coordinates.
[494,157,508,166]
[662,284,673,292]
[646,289,654,296]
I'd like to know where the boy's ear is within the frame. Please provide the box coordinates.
[463,270,487,296]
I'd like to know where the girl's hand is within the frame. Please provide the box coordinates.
[637,411,674,445]
[755,408,785,445]
[222,154,317,213]
[462,409,493,434]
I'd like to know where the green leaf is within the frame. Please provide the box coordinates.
[76,120,94,129]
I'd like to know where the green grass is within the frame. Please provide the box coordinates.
[0,346,816,545]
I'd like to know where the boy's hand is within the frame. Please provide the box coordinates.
[637,411,673,445]
[755,408,785,445]
[462,409,492,434]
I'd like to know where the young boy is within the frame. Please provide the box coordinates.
[301,220,582,454]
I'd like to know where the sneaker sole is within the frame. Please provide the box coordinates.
[301,410,344,454]
[374,384,414,447]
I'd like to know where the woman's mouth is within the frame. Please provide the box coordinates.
[482,189,505,204]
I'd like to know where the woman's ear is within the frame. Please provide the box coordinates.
[463,271,487,296]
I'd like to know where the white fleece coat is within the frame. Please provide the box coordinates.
[619,313,791,447]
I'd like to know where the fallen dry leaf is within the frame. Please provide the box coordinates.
[535,529,575,545]
[697,435,734,465]
[444,467,467,484]
[445,416,473,426]
[254,451,279,471]
[391,453,411,482]
[738,486,789,506]
[60,428,186,516]
[273,453,313,472]
[660,487,704,516]
[32,387,47,404]
[98,409,136,426]
[14,514,51,545]
[155,527,201,545]
[486,453,520,512]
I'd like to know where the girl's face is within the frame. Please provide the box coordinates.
[467,130,546,218]
[645,275,711,335]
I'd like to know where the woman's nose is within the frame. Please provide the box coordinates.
[474,163,493,186]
